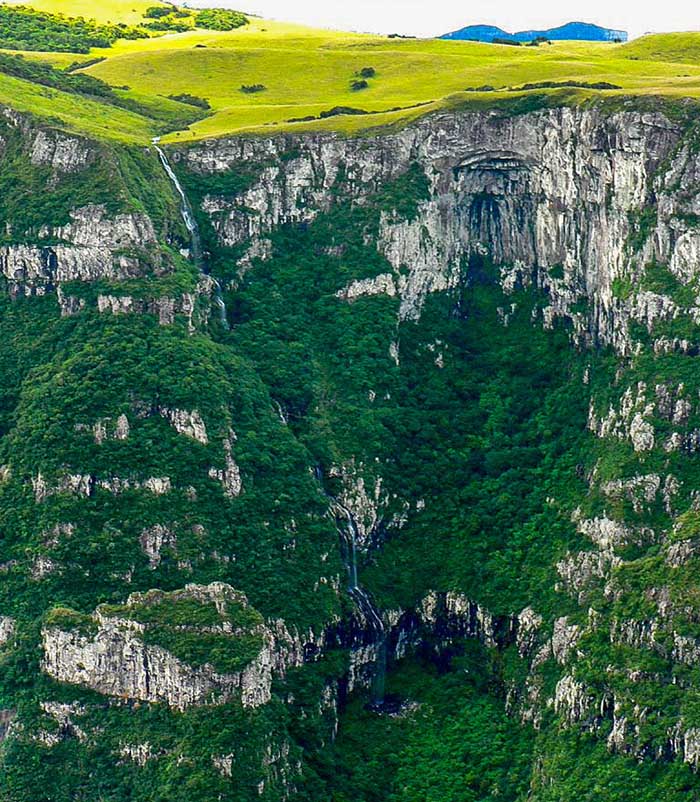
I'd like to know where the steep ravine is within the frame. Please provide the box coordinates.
[2,101,700,800]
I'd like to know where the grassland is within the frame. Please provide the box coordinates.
[83,23,700,143]
[0,68,161,141]
[620,33,700,64]
[2,1,700,143]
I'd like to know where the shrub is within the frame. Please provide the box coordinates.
[168,93,211,109]
[240,84,266,94]
[358,67,376,78]
[319,106,368,118]
[144,19,190,32]
[0,53,113,98]
[144,5,173,18]
[351,79,369,91]
[548,263,565,280]
[65,56,106,73]
[512,80,622,92]
[44,607,97,638]
[195,8,248,31]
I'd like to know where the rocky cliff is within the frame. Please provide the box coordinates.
[3,99,700,801]
[176,105,691,349]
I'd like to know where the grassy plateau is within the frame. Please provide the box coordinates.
[1,2,700,143]
[0,0,700,142]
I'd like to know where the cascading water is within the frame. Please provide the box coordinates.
[153,140,229,330]
[335,499,387,708]
[313,466,386,706]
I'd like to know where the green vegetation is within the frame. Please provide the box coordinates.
[0,3,700,142]
[87,28,700,142]
[167,92,211,109]
[0,52,208,143]
[3,10,690,142]
[194,8,248,32]
[620,32,700,64]
[0,52,122,101]
[1,696,297,802]
[102,594,264,631]
[100,593,267,674]
[1,1,700,142]
[43,606,97,637]
[0,125,611,800]
[141,6,248,34]
[3,0,168,26]
[641,260,697,306]
[628,207,658,252]
[612,274,634,299]
[240,84,266,94]
[173,156,596,624]
[531,729,700,801]
[300,653,535,802]
[512,79,622,90]
[0,4,146,52]
[3,5,700,800]
[549,263,565,279]
[142,628,263,673]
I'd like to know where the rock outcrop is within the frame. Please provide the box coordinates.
[42,584,273,710]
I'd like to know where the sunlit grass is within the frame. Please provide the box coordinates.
[83,26,700,142]
[0,70,158,141]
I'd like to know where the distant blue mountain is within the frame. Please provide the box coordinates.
[441,21,628,44]
[442,24,512,42]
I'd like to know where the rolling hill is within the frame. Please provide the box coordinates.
[0,3,696,146]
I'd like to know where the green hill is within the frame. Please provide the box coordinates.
[619,32,700,64]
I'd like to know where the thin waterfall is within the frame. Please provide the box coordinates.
[335,499,387,708]
[153,140,229,330]
[313,465,386,706]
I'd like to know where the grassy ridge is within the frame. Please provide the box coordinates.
[0,69,159,141]
[620,33,700,64]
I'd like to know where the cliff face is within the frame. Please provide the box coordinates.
[3,102,700,800]
[178,106,690,348]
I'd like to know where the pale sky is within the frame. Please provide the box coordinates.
[186,0,699,40]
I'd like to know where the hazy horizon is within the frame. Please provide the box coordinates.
[184,0,699,39]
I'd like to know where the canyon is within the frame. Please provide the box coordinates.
[2,97,700,800]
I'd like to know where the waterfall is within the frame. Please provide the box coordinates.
[336,499,387,708]
[153,140,229,330]
[312,465,386,706]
